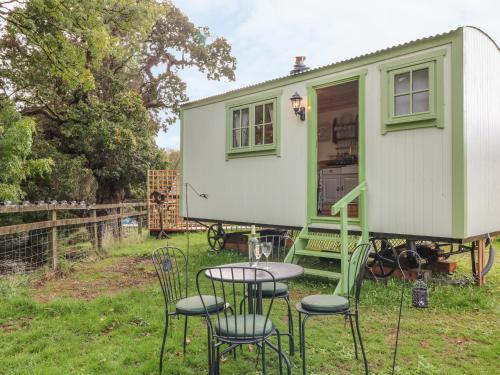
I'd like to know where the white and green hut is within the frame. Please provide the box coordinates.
[180,26,499,291]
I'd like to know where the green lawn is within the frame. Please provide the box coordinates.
[0,233,498,374]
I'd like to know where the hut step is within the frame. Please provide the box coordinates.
[294,249,342,260]
[303,268,342,280]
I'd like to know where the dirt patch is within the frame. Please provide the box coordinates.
[0,317,32,332]
[31,256,156,302]
[444,335,477,348]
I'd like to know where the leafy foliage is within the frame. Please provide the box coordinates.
[0,97,52,201]
[0,0,236,202]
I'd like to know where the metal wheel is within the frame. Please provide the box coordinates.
[207,223,226,252]
[368,238,398,278]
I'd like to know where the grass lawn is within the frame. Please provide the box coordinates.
[0,233,498,374]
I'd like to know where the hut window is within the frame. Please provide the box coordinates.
[232,107,249,148]
[380,48,446,134]
[254,102,273,145]
[225,91,281,159]
[393,68,429,116]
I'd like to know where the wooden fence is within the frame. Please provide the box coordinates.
[0,202,147,273]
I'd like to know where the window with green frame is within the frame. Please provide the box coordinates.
[226,92,281,158]
[380,49,446,134]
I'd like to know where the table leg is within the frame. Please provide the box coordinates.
[247,283,254,314]
[256,283,263,314]
[247,282,263,314]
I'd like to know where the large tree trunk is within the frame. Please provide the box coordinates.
[96,182,126,204]
[95,181,126,249]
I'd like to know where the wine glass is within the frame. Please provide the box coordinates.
[261,242,272,269]
[253,243,262,267]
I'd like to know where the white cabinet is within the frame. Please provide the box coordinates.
[323,174,342,204]
[321,168,358,205]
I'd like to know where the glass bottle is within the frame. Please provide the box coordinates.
[248,225,259,267]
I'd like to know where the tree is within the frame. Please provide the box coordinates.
[0,97,52,201]
[0,0,236,202]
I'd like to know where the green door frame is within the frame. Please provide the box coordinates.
[306,69,367,225]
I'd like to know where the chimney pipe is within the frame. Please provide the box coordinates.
[290,56,309,75]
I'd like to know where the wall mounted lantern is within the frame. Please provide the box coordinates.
[290,92,306,121]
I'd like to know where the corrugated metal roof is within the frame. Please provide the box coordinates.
[182,27,461,108]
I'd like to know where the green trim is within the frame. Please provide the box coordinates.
[451,29,466,238]
[179,108,184,217]
[306,69,367,89]
[307,70,366,224]
[182,29,461,110]
[306,84,316,222]
[330,181,368,295]
[331,181,367,215]
[358,73,366,182]
[380,48,446,134]
[225,89,282,108]
[309,216,361,226]
[225,92,281,160]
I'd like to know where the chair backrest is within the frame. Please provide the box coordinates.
[258,234,295,263]
[346,243,372,308]
[196,266,276,342]
[152,246,188,311]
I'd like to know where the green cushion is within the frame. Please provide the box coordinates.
[216,314,274,338]
[253,282,289,297]
[175,295,225,315]
[300,294,349,313]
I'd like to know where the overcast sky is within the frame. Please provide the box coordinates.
[157,0,500,150]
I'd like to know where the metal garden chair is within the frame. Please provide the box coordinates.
[152,246,229,374]
[296,243,372,375]
[197,266,291,375]
[248,234,296,355]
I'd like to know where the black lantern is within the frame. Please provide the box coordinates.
[412,275,429,308]
[290,92,306,121]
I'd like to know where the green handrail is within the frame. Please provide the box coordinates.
[331,181,368,294]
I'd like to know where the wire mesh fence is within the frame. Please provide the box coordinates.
[0,202,148,276]
[0,228,48,274]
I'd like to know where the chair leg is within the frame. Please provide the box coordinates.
[298,312,302,357]
[211,343,218,375]
[301,315,309,375]
[215,341,221,375]
[262,340,267,375]
[266,332,292,375]
[159,312,169,375]
[275,329,284,375]
[355,313,369,375]
[284,296,295,356]
[348,314,358,360]
[183,315,189,355]
[206,322,212,375]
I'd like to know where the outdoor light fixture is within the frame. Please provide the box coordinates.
[290,92,306,121]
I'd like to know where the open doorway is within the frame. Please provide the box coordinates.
[316,80,359,217]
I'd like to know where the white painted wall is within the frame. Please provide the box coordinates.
[365,45,453,238]
[183,44,455,237]
[464,27,500,238]
[182,90,308,227]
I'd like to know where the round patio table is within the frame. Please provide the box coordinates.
[205,262,304,313]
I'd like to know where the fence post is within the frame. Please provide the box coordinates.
[91,209,99,253]
[138,214,143,237]
[47,209,58,269]
[117,206,123,241]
